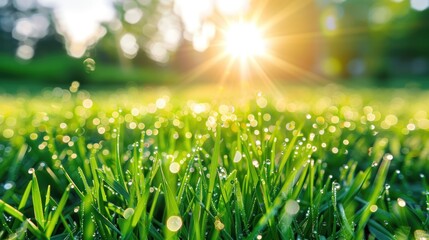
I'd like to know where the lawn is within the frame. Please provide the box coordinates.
[0,83,428,239]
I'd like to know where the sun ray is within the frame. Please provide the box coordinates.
[248,57,282,98]
[262,54,328,84]
[267,19,421,45]
[260,0,314,33]
[266,26,373,44]
[179,52,228,85]
[250,0,271,23]
[238,56,251,95]
[215,56,237,96]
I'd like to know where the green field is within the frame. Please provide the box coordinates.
[0,84,428,239]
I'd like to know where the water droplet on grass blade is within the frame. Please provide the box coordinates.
[83,58,96,72]
[28,168,35,174]
[123,208,135,219]
[166,216,182,232]
[233,151,242,163]
[252,160,259,168]
[414,230,429,240]
[285,199,300,215]
[75,127,86,136]
[169,162,180,173]
[370,205,378,212]
[383,153,393,161]
[397,198,406,207]
[333,182,341,190]
[3,181,14,190]
[214,217,225,230]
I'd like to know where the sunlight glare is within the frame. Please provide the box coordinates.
[225,22,266,58]
[216,0,248,15]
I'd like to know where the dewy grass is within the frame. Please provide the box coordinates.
[0,85,429,239]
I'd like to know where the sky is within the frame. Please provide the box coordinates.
[29,0,248,58]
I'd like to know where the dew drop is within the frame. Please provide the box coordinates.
[166,216,183,232]
[3,181,14,190]
[28,168,35,174]
[214,217,225,231]
[83,58,96,72]
[169,162,180,174]
[285,199,300,215]
[414,230,429,240]
[252,160,259,168]
[383,153,393,161]
[75,127,86,136]
[123,208,135,219]
[370,205,378,212]
[397,198,406,207]
[233,151,242,163]
[333,182,341,190]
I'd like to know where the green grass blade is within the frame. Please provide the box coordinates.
[338,203,354,239]
[201,125,221,237]
[0,200,25,222]
[61,165,85,199]
[368,219,394,239]
[78,167,93,200]
[114,126,127,191]
[18,180,32,210]
[43,185,51,220]
[276,124,303,180]
[13,180,33,228]
[0,200,45,239]
[131,191,148,227]
[343,168,371,206]
[356,155,391,239]
[91,205,122,236]
[249,166,305,238]
[83,195,96,240]
[98,170,130,202]
[31,172,46,230]
[45,185,71,238]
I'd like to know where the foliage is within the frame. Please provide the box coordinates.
[0,85,428,239]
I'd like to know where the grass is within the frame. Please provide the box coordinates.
[0,83,428,239]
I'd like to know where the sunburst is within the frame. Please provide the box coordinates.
[176,0,330,97]
[224,21,266,59]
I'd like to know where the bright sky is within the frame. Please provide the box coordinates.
[37,0,115,57]
[30,0,248,59]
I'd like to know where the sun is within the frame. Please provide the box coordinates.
[180,7,328,91]
[224,22,267,58]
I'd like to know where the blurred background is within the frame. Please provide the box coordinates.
[0,0,428,88]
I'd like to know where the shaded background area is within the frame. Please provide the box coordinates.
[0,0,429,88]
